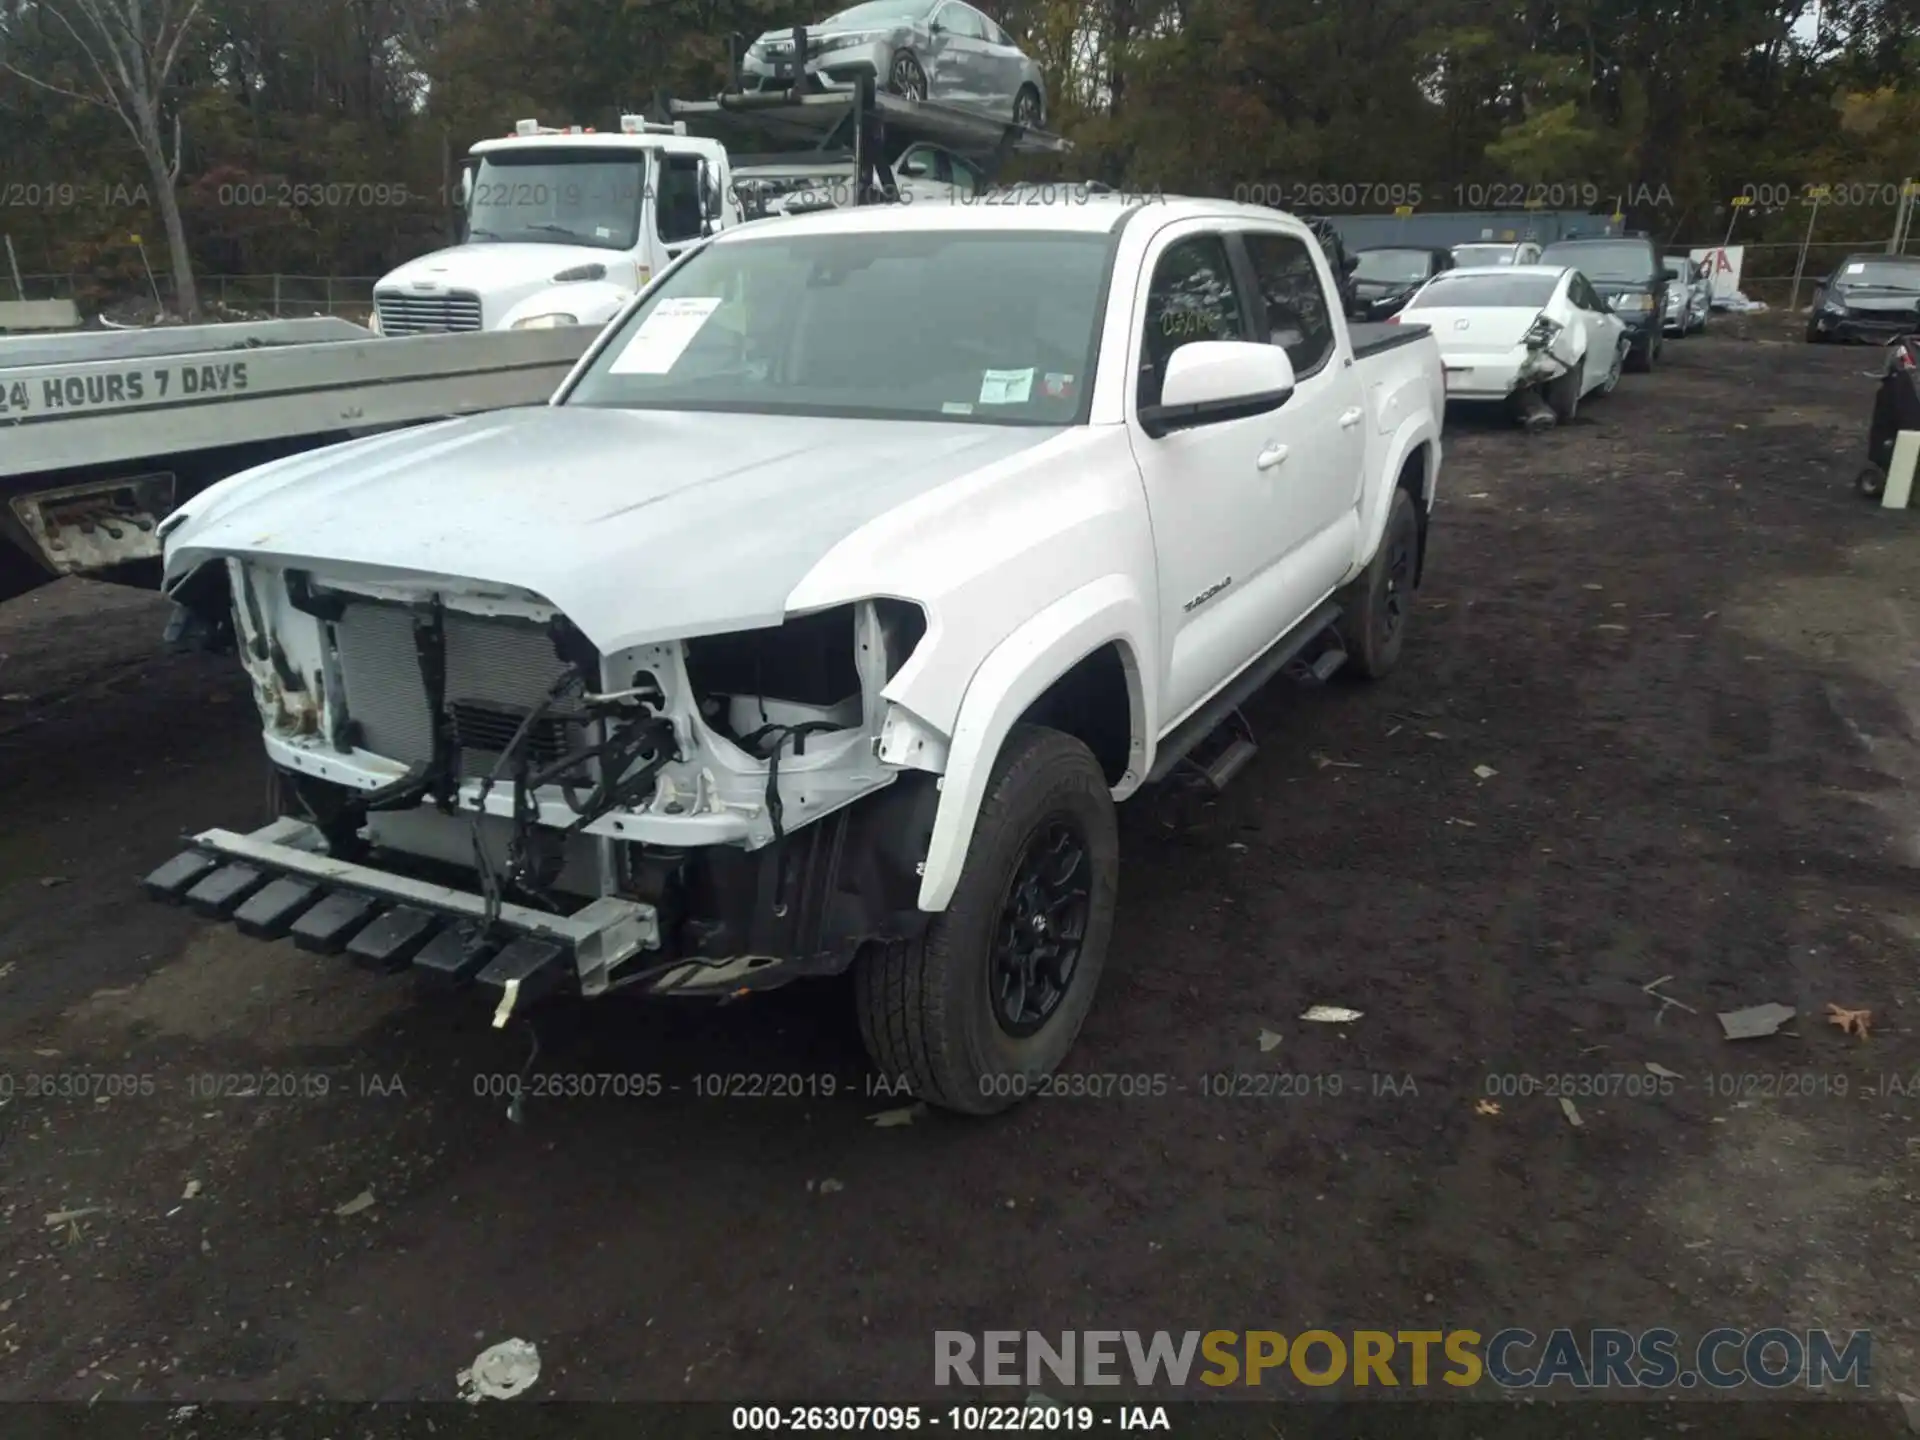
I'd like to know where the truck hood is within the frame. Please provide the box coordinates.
[378,244,644,325]
[1829,286,1920,314]
[162,406,1066,652]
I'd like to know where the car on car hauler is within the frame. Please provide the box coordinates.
[148,197,1445,1116]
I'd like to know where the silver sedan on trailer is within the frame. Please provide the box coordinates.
[741,0,1048,128]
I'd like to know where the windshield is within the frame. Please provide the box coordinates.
[1353,249,1435,283]
[1834,258,1920,291]
[1453,245,1517,267]
[1407,272,1561,309]
[1539,241,1651,282]
[466,149,649,250]
[565,228,1111,425]
[821,0,928,25]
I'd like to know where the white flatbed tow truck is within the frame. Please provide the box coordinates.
[0,317,599,607]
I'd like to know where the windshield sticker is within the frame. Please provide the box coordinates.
[609,297,723,373]
[942,401,975,415]
[1845,262,1865,273]
[1041,372,1076,399]
[979,368,1034,405]
[595,226,612,239]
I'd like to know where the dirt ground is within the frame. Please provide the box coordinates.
[2,319,1918,1422]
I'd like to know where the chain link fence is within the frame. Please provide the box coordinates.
[6,271,378,322]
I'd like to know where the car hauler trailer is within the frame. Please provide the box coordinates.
[670,46,1072,216]
[0,317,599,606]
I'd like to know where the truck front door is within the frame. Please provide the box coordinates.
[1126,227,1326,728]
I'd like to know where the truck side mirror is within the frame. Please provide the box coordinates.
[457,168,473,207]
[698,163,721,231]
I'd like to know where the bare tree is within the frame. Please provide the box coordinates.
[1,0,207,317]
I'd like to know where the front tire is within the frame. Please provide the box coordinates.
[1626,333,1655,372]
[1342,486,1420,680]
[1598,339,1625,395]
[854,725,1118,1115]
[1012,84,1044,128]
[889,51,929,101]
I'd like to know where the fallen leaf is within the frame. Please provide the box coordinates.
[332,1189,375,1217]
[1583,583,1603,591]
[1445,817,1477,828]
[1826,1004,1872,1040]
[1257,1028,1283,1053]
[38,876,69,889]
[1559,1097,1584,1128]
[1475,1099,1501,1116]
[181,1180,202,1200]
[1644,1062,1683,1079]
[1311,753,1360,770]
[1596,624,1629,632]
[1473,765,1497,779]
[867,1103,927,1129]
[818,1178,845,1194]
[1425,730,1448,740]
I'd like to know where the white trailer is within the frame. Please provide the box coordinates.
[0,318,598,607]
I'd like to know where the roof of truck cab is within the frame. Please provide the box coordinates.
[706,194,1315,239]
[469,132,726,156]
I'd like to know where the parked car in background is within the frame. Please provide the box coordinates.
[1451,241,1542,268]
[1662,256,1709,336]
[1537,235,1667,370]
[1304,214,1361,318]
[1805,253,1920,344]
[1399,265,1627,426]
[742,0,1047,127]
[1350,246,1455,321]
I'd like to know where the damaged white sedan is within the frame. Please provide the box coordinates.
[1397,265,1629,427]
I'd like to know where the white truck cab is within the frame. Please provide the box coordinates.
[371,116,740,335]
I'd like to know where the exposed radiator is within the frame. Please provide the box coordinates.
[331,602,585,779]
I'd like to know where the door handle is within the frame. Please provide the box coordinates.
[1256,443,1288,470]
[1339,407,1364,428]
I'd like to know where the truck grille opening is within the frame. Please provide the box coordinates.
[330,602,586,779]
[374,290,483,334]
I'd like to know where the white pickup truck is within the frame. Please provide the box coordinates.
[151,197,1444,1115]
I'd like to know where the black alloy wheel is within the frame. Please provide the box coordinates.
[988,818,1090,1037]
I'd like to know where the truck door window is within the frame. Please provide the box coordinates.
[1137,234,1247,409]
[1240,231,1334,377]
[657,154,705,245]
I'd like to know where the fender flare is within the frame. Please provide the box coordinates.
[915,575,1152,912]
[1353,409,1440,580]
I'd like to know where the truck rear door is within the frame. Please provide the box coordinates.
[1231,227,1367,591]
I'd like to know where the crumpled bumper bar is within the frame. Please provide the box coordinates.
[143,817,659,1002]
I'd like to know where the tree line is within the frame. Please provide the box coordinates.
[1,0,1914,317]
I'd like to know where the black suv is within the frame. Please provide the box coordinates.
[1537,234,1668,370]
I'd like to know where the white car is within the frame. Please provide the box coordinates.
[153,198,1445,1115]
[1450,241,1542,268]
[1398,264,1629,424]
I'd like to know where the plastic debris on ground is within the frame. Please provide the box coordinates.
[332,1189,375,1217]
[1559,1097,1584,1128]
[1301,1006,1362,1024]
[1257,1028,1283,1053]
[867,1103,927,1128]
[1717,1003,1796,1040]
[458,1338,541,1402]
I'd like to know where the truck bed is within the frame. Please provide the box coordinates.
[1350,321,1431,359]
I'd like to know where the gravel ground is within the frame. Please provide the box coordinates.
[0,323,1917,1428]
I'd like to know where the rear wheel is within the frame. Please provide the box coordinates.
[1626,332,1655,372]
[1598,339,1625,395]
[1545,357,1583,422]
[1341,486,1420,680]
[889,51,928,100]
[854,725,1118,1115]
[1857,465,1887,500]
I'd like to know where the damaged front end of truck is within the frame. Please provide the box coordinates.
[147,554,941,1025]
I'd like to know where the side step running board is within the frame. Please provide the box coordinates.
[1146,599,1344,786]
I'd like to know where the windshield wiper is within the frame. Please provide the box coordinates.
[467,227,503,239]
[524,222,587,241]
